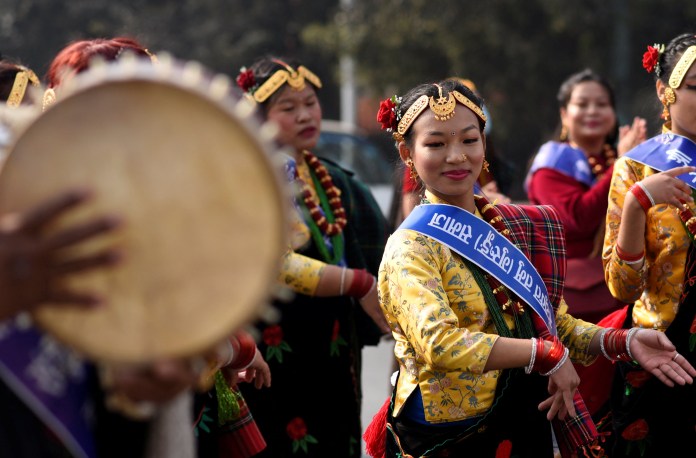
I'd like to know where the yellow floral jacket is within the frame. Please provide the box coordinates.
[379,192,600,423]
[603,156,692,330]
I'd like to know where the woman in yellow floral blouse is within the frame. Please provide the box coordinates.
[368,78,696,458]
[603,32,696,456]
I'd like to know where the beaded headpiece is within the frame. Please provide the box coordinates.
[668,45,696,89]
[376,84,487,142]
[237,60,322,103]
[6,66,40,107]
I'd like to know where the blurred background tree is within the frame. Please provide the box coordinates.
[1,0,695,198]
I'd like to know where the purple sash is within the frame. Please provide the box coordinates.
[0,316,95,458]
[624,132,696,189]
[524,141,594,191]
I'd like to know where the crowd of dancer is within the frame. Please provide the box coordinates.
[1,30,696,458]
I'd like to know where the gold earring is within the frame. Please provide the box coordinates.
[406,159,419,182]
[662,86,677,122]
[483,159,490,172]
[559,125,568,142]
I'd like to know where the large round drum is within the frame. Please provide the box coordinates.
[0,57,288,364]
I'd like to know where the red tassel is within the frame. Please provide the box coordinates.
[363,397,390,458]
[495,439,512,458]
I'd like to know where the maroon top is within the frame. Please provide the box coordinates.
[526,162,613,259]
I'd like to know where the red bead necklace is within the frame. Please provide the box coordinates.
[587,144,617,180]
[300,150,347,236]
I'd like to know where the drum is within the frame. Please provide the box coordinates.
[0,55,288,364]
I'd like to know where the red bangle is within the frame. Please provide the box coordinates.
[346,268,374,297]
[534,337,565,374]
[229,331,257,369]
[602,329,632,362]
[615,244,644,262]
[629,183,653,213]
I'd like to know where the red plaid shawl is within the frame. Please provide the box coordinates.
[481,197,599,455]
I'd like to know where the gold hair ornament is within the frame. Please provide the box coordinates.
[252,65,322,103]
[396,89,487,139]
[7,67,40,107]
[668,45,696,89]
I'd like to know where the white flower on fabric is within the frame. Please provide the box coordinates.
[25,335,85,396]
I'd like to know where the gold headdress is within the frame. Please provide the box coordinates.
[250,61,322,103]
[668,45,696,89]
[394,85,487,141]
[660,45,696,131]
[6,67,40,108]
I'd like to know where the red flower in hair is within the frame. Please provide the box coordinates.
[377,97,398,131]
[236,68,256,92]
[642,45,660,74]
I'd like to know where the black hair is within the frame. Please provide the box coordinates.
[555,68,619,146]
[655,32,696,84]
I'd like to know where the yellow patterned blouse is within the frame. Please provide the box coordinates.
[379,191,600,423]
[276,158,324,296]
[603,156,692,331]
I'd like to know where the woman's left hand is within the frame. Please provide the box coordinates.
[537,359,580,420]
[630,329,696,387]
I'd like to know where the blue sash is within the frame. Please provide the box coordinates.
[0,318,95,458]
[624,133,696,190]
[524,141,594,191]
[399,204,557,335]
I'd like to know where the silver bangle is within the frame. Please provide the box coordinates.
[636,182,656,207]
[339,267,347,296]
[525,337,537,374]
[622,256,646,266]
[541,347,569,377]
[626,327,640,361]
[599,327,613,360]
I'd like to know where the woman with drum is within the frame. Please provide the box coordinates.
[0,38,279,458]
[234,57,390,457]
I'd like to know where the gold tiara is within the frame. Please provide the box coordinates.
[396,87,487,137]
[6,67,40,107]
[252,64,322,103]
[669,45,696,89]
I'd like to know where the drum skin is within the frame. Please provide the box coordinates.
[0,60,288,364]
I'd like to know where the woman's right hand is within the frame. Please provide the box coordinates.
[537,359,580,420]
[358,283,390,334]
[639,165,696,207]
[617,117,647,156]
